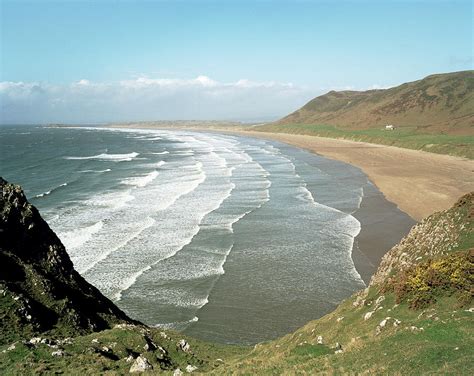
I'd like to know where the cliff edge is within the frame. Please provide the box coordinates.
[0,177,135,345]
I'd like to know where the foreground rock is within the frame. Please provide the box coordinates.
[0,177,136,345]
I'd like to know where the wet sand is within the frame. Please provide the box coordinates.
[110,124,473,283]
[110,124,474,221]
[236,131,474,221]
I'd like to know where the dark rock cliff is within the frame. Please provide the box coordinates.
[0,178,136,345]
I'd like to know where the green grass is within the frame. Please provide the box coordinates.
[258,123,474,159]
[0,326,250,375]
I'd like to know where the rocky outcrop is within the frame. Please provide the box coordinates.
[0,177,136,345]
[370,192,473,287]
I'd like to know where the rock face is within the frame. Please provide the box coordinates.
[370,192,473,287]
[0,178,136,345]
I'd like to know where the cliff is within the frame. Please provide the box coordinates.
[0,177,135,345]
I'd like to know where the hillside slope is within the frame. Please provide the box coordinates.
[278,71,474,134]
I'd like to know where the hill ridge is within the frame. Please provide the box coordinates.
[278,70,474,134]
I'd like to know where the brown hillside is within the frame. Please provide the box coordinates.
[279,71,474,135]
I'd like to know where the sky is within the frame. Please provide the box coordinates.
[0,0,472,123]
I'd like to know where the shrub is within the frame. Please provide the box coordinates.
[387,250,473,309]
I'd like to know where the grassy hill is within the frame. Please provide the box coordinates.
[1,180,473,374]
[260,71,474,158]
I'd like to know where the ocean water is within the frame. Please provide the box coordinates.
[2,125,375,344]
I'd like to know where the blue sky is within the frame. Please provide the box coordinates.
[1,0,472,123]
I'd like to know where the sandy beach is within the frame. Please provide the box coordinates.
[225,130,474,221]
[112,124,473,221]
[107,124,473,283]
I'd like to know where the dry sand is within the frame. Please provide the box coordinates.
[231,131,474,221]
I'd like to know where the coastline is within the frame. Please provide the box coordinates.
[227,130,474,221]
[107,124,474,221]
[223,130,416,285]
[105,124,426,285]
[205,129,472,283]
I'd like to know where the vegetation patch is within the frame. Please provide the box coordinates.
[290,343,332,358]
[258,123,474,159]
[387,251,473,309]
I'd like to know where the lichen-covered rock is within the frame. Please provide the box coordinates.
[129,355,153,373]
[177,339,191,353]
[185,364,198,373]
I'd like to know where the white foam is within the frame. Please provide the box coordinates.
[121,170,159,188]
[153,316,199,330]
[78,216,156,275]
[86,189,135,209]
[65,152,139,162]
[79,168,112,173]
[34,182,67,198]
[150,151,169,155]
[61,221,104,250]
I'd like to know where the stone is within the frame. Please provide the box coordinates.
[185,364,198,373]
[29,337,42,345]
[335,342,342,351]
[129,355,153,373]
[375,295,385,306]
[379,317,391,328]
[173,369,183,376]
[125,355,135,363]
[160,332,169,339]
[177,339,191,353]
[317,335,323,344]
[337,317,344,322]
[51,350,65,357]
[7,344,15,351]
[364,311,374,320]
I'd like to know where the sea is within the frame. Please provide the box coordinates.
[1,125,395,344]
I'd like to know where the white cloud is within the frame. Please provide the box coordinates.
[0,76,317,124]
[76,79,91,86]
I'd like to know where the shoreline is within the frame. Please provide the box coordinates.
[106,124,473,220]
[220,129,416,285]
[227,130,474,221]
[105,125,424,285]
[106,124,474,282]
